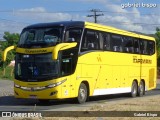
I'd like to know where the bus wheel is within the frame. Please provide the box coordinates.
[131,81,138,97]
[138,81,145,97]
[77,83,88,104]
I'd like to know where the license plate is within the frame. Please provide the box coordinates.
[29,95,37,99]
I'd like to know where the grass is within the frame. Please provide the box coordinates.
[0,66,14,80]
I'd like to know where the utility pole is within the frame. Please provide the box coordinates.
[87,9,104,23]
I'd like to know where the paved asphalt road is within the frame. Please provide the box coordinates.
[0,80,160,111]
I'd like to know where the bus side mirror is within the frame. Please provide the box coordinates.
[2,45,16,61]
[52,42,77,60]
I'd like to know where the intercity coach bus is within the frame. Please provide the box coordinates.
[2,21,157,103]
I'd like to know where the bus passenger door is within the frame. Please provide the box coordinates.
[60,50,77,98]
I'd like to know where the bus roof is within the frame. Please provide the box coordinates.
[24,21,155,41]
[25,21,84,29]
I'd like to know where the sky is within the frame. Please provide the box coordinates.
[0,0,160,39]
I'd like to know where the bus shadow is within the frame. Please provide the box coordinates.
[0,96,38,106]
[0,95,78,106]
[0,94,130,106]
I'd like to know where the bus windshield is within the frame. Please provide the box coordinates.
[15,53,58,82]
[18,27,63,48]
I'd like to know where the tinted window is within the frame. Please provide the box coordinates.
[148,41,155,55]
[111,34,122,52]
[140,40,155,55]
[102,33,111,51]
[15,53,58,81]
[64,28,82,43]
[140,40,148,54]
[122,37,134,53]
[81,29,100,52]
[18,27,63,48]
[133,39,140,54]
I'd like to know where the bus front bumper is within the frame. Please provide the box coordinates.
[14,87,60,99]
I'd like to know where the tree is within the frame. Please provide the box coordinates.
[0,32,20,67]
[155,27,160,66]
[1,32,19,50]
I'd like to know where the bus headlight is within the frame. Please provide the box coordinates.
[14,79,67,91]
[14,84,20,88]
[21,86,31,91]
[47,79,67,88]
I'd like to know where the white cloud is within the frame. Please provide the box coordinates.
[15,7,75,22]
[18,7,46,12]
[106,4,128,13]
[98,14,143,33]
[0,21,26,38]
[131,7,140,19]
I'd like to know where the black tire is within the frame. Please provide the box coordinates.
[131,81,138,97]
[77,83,88,104]
[138,81,145,97]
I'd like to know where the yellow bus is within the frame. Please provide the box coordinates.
[2,21,157,103]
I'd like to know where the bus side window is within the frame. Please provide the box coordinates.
[140,40,149,55]
[133,39,140,54]
[81,29,100,52]
[148,41,155,55]
[111,34,122,52]
[103,33,111,51]
[122,37,134,53]
[64,28,82,43]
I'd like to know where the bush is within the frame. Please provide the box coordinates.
[0,66,14,80]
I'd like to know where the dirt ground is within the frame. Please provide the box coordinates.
[12,95,160,120]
